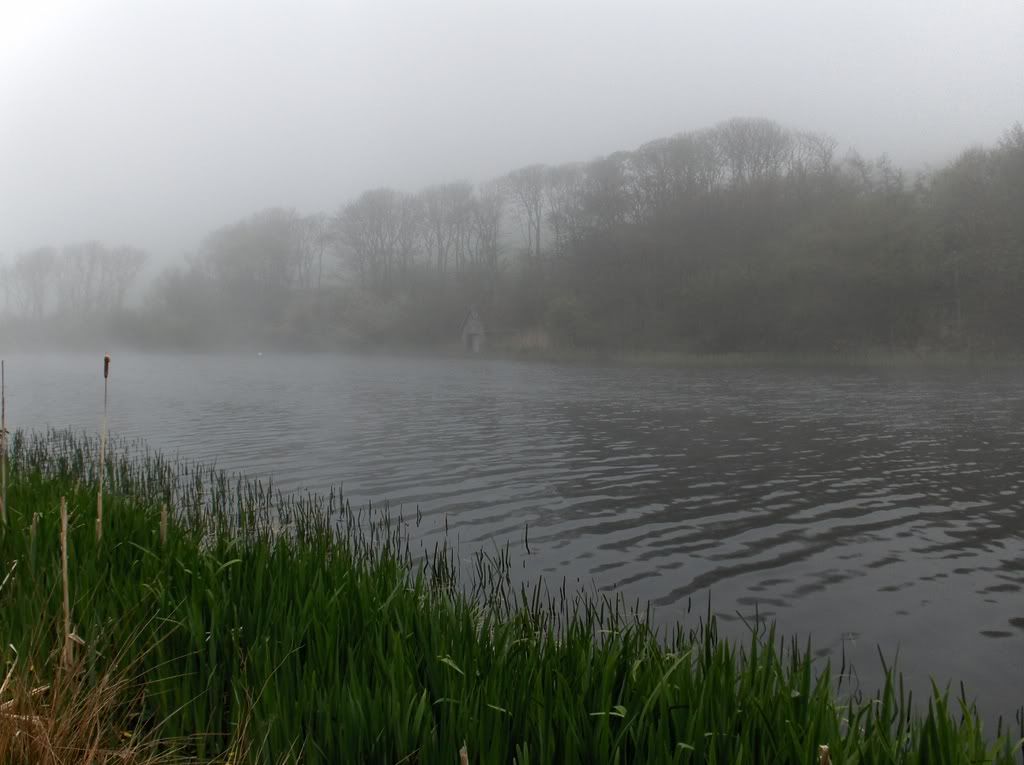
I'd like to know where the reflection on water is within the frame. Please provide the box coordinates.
[4,351,1023,720]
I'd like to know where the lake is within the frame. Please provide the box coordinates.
[3,351,1022,723]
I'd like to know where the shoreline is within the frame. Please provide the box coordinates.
[479,346,1024,370]
[6,340,1024,371]
[1,429,1021,762]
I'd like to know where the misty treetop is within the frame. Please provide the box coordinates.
[1,242,146,321]
[2,117,1023,353]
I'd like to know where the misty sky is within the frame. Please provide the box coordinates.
[2,0,1021,264]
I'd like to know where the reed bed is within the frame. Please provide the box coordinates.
[0,429,1021,763]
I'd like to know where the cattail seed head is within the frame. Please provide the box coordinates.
[104,354,111,379]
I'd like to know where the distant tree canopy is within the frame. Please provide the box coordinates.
[1,243,146,321]
[4,118,1023,353]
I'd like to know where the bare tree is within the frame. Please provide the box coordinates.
[419,182,473,273]
[449,184,475,272]
[471,181,505,271]
[335,189,403,289]
[394,194,422,276]
[56,243,104,316]
[502,165,547,258]
[9,247,57,318]
[203,208,301,293]
[104,246,148,309]
[293,216,320,290]
[793,131,839,176]
[545,164,585,256]
[629,132,722,220]
[304,212,334,291]
[581,153,632,230]
[713,117,793,186]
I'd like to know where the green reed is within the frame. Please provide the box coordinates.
[0,429,1021,763]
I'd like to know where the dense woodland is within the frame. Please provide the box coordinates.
[3,117,1023,354]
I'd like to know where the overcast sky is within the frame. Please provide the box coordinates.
[2,0,1021,263]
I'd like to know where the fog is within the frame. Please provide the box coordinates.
[2,0,1021,262]
[3,2,1024,748]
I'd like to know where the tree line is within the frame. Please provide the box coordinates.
[3,117,1023,353]
[1,243,146,321]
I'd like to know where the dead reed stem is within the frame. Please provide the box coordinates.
[0,561,16,597]
[0,657,14,702]
[97,354,110,543]
[61,498,72,668]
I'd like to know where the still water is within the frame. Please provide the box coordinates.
[4,352,1023,722]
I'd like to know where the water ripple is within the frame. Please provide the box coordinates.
[4,351,1023,720]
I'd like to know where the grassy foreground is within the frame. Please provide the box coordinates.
[0,430,1021,763]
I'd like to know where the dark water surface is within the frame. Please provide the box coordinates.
[4,352,1023,723]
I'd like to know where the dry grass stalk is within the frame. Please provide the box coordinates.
[459,741,469,764]
[97,354,111,543]
[0,652,177,764]
[0,658,14,703]
[0,684,48,712]
[818,743,831,765]
[0,560,17,598]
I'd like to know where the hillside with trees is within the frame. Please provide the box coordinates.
[3,117,1023,355]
